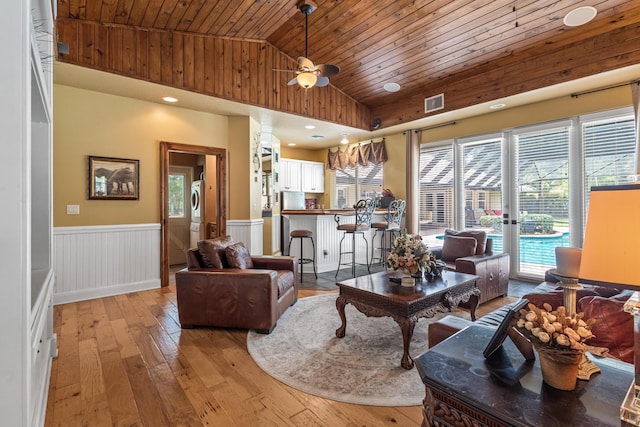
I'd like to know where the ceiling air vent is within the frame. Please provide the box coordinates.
[425,93,444,113]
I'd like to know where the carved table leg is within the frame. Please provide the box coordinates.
[335,296,347,338]
[397,316,417,369]
[468,293,479,321]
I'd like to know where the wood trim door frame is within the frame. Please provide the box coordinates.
[160,141,227,287]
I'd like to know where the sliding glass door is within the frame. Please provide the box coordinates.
[512,124,571,277]
[418,107,637,281]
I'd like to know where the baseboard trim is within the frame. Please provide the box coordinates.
[54,279,161,305]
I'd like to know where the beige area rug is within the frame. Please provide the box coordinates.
[247,294,455,406]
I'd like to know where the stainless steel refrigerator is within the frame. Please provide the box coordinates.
[282,191,305,210]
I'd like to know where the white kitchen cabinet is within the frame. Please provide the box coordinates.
[301,161,325,193]
[281,159,325,193]
[281,158,301,191]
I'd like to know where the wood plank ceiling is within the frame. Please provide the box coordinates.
[55,0,640,131]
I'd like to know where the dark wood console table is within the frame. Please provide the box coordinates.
[336,270,480,369]
[416,324,633,426]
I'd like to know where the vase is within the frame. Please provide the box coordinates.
[536,346,583,391]
[400,269,415,287]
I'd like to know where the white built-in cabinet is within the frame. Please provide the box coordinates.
[301,161,325,193]
[281,158,325,193]
[281,158,302,191]
[1,1,56,426]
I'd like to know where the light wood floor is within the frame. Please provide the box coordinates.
[44,284,517,427]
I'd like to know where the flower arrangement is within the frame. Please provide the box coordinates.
[515,302,595,351]
[386,230,437,275]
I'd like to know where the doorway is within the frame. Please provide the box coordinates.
[160,141,227,287]
[168,165,192,265]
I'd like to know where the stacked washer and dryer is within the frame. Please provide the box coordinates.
[190,180,205,248]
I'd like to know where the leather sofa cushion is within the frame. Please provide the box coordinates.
[441,235,477,262]
[578,295,634,364]
[445,229,487,255]
[198,235,234,268]
[523,287,600,310]
[225,242,254,269]
[523,283,628,310]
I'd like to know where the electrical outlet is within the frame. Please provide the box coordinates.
[66,204,80,215]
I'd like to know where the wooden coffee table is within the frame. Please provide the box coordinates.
[335,270,480,369]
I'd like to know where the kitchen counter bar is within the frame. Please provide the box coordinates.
[282,209,389,215]
[282,210,389,274]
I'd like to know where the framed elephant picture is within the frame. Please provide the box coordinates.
[88,156,140,200]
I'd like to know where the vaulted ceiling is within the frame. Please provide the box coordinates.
[55,0,640,136]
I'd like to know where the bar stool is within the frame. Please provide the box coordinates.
[371,199,406,267]
[287,229,317,282]
[334,198,376,278]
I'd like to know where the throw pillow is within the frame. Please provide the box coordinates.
[225,242,254,269]
[197,235,234,268]
[578,295,633,364]
[444,229,487,255]
[441,235,477,262]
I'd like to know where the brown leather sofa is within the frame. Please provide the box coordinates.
[428,277,634,364]
[432,229,510,305]
[175,236,299,334]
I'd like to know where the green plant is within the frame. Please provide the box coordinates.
[519,213,554,234]
[479,215,502,232]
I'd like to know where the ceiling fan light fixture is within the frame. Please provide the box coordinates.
[297,72,317,89]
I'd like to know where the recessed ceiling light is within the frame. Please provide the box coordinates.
[305,125,316,129]
[340,134,349,144]
[490,103,506,109]
[288,143,296,146]
[563,6,597,27]
[162,96,178,103]
[311,135,324,139]
[383,82,401,93]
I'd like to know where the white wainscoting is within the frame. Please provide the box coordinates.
[226,219,264,255]
[53,224,161,304]
[285,214,378,273]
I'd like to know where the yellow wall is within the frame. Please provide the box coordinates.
[55,80,632,227]
[53,84,229,226]
[226,116,264,220]
[381,133,407,200]
[299,85,633,209]
[420,86,632,143]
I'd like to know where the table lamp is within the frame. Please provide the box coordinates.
[553,247,583,316]
[578,183,640,425]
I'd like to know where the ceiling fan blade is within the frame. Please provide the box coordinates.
[316,64,340,78]
[273,68,296,73]
[298,56,315,70]
[315,76,330,87]
[287,77,298,86]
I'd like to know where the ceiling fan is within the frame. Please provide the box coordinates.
[277,1,340,89]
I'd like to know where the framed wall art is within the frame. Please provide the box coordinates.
[88,156,140,200]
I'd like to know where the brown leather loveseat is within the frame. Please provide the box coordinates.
[432,229,510,304]
[428,276,634,364]
[175,236,299,334]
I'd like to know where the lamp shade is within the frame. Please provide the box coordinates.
[579,184,640,290]
[296,72,317,89]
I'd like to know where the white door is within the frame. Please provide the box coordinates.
[169,166,192,265]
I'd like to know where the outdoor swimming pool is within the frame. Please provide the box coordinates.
[437,232,570,268]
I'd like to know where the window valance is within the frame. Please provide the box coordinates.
[327,138,388,171]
